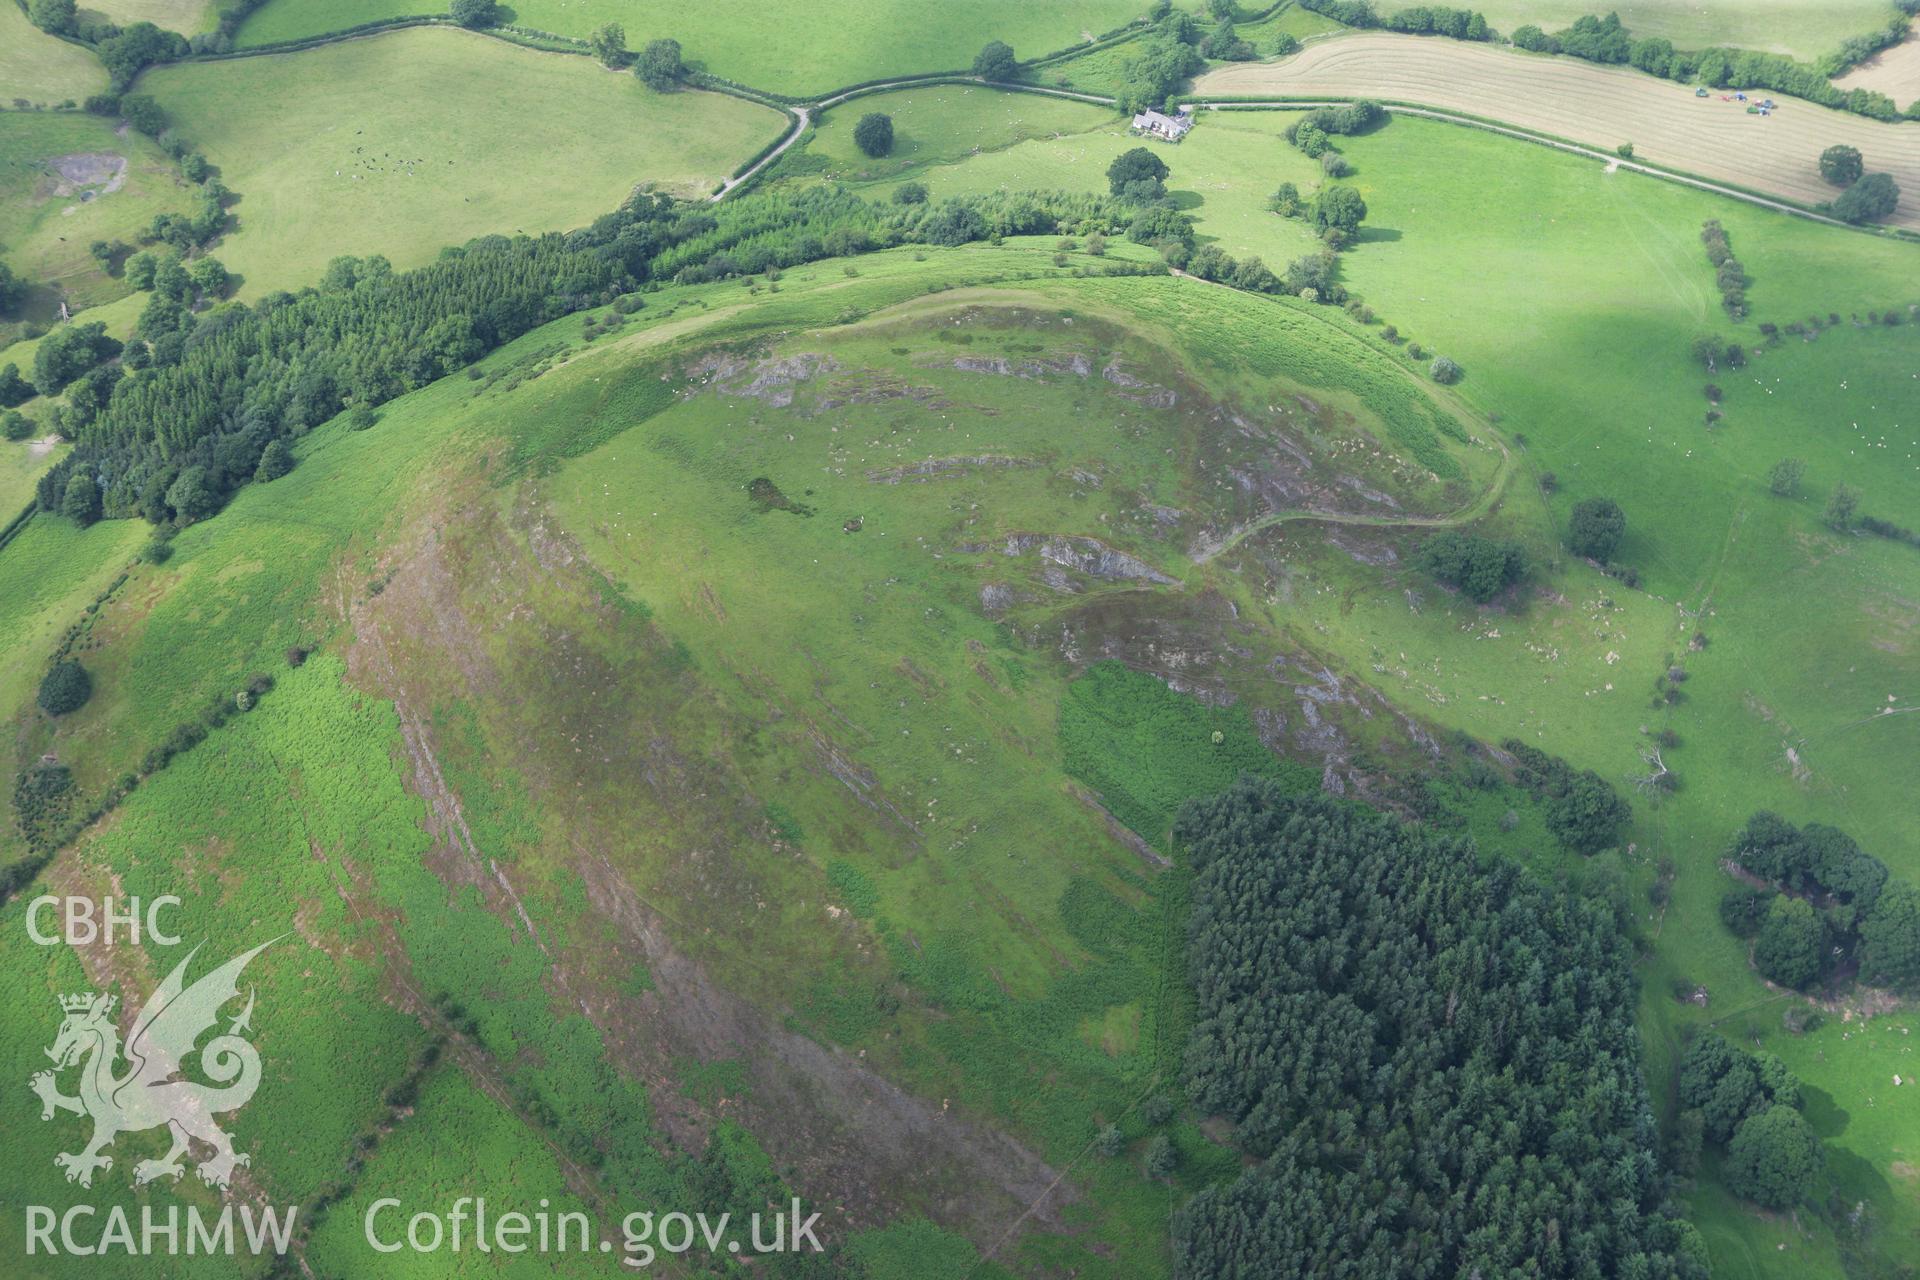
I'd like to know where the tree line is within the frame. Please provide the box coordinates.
[1172,778,1703,1279]
[1292,0,1919,123]
[1508,11,1915,123]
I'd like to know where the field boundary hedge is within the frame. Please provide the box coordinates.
[0,501,36,554]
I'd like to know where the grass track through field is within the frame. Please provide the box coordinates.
[1196,34,1920,230]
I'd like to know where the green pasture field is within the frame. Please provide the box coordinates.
[868,108,1331,273]
[233,0,1148,96]
[0,516,141,772]
[791,85,1114,184]
[1467,0,1900,63]
[0,6,107,105]
[0,436,63,520]
[1035,3,1342,96]
[1226,2,1345,51]
[302,1069,607,1278]
[138,28,786,294]
[0,112,200,313]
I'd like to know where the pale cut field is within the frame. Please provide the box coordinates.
[1470,0,1896,62]
[0,3,107,103]
[1832,20,1920,111]
[1196,35,1920,229]
[85,0,218,34]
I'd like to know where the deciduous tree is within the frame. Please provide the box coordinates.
[972,40,1017,81]
[852,112,894,158]
[1568,496,1625,559]
[636,38,685,91]
[1818,144,1863,187]
[1725,1106,1822,1209]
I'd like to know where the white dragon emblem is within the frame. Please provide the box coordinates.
[29,939,275,1190]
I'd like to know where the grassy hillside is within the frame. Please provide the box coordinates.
[0,238,1512,1275]
[234,0,1150,95]
[6,18,1920,1277]
[139,28,787,294]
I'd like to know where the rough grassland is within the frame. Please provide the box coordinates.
[139,28,786,294]
[0,5,107,103]
[0,112,199,310]
[234,0,1145,96]
[1832,19,1920,111]
[1195,33,1920,229]
[1472,0,1899,63]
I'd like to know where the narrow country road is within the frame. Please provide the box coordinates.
[712,105,811,200]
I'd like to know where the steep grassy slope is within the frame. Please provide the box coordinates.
[0,241,1509,1276]
[139,28,786,294]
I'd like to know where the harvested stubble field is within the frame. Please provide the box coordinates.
[1831,20,1920,112]
[1195,34,1920,230]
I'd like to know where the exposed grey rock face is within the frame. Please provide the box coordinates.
[997,534,1177,586]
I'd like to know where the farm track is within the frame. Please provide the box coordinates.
[1194,35,1920,231]
[1191,437,1515,565]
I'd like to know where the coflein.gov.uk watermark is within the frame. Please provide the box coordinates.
[367,1198,825,1269]
[19,899,824,1270]
[27,1198,824,1269]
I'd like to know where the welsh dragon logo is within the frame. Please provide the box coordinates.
[29,939,275,1190]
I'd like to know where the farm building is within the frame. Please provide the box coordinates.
[1131,108,1193,141]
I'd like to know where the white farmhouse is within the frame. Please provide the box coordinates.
[1130,107,1193,141]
